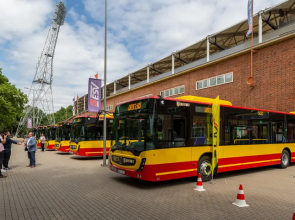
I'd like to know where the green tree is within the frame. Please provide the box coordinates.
[0,68,28,132]
[38,105,73,126]
[53,105,73,124]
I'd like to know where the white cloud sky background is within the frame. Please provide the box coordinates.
[0,0,283,111]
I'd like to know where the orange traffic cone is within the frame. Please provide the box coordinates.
[194,173,206,191]
[233,184,249,207]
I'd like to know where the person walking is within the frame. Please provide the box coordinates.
[40,133,46,152]
[0,133,7,178]
[3,131,21,170]
[25,132,37,168]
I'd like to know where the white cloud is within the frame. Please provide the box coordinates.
[83,0,283,61]
[0,0,285,114]
[0,0,53,41]
[1,1,139,112]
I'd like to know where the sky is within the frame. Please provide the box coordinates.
[0,0,284,112]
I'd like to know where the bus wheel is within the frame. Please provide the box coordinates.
[197,156,212,182]
[280,150,290,169]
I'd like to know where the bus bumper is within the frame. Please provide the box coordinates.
[46,144,56,150]
[70,148,109,157]
[110,164,153,181]
[58,145,70,153]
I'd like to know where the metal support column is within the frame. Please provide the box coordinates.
[147,67,150,83]
[172,54,175,74]
[128,74,131,89]
[83,96,86,111]
[207,37,210,62]
[259,11,263,43]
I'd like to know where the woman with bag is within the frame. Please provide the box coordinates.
[0,133,7,178]
[40,133,46,152]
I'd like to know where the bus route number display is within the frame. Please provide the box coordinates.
[128,102,142,111]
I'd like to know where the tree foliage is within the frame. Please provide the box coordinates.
[39,105,73,126]
[0,68,28,131]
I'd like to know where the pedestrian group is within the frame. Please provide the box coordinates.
[0,131,43,178]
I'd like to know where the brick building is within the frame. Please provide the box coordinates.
[74,0,295,114]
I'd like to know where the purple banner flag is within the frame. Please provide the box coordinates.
[246,0,253,37]
[27,118,32,128]
[88,78,101,112]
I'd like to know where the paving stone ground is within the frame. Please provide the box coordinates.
[1,141,295,220]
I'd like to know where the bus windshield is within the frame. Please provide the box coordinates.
[63,126,71,141]
[111,113,155,154]
[56,126,62,142]
[50,129,56,140]
[71,124,85,143]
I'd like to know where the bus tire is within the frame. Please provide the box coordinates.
[280,150,290,169]
[197,155,212,182]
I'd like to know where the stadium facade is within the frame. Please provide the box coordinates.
[75,0,295,114]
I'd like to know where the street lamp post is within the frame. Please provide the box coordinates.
[102,0,108,166]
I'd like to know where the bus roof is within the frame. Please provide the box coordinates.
[73,111,113,119]
[58,121,73,124]
[118,95,295,116]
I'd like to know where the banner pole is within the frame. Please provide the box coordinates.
[102,0,107,167]
[251,0,254,78]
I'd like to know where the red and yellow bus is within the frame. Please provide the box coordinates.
[69,112,113,157]
[55,120,72,153]
[45,125,57,150]
[110,95,295,182]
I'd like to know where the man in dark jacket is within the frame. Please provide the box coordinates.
[3,131,21,170]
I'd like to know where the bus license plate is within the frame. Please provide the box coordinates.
[69,152,73,155]
[117,169,125,175]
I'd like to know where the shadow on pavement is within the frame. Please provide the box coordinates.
[110,163,295,189]
[216,163,295,180]
[55,152,70,155]
[70,156,105,160]
[111,176,192,189]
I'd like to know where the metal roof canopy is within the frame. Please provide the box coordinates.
[103,0,295,97]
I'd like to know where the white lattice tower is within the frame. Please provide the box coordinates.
[15,1,66,137]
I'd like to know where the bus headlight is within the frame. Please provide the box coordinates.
[123,158,135,164]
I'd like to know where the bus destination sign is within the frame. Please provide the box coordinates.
[128,102,142,111]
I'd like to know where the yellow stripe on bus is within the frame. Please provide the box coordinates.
[219,159,281,168]
[155,169,197,176]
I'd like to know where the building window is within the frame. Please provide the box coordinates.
[203,79,208,88]
[161,85,185,97]
[106,105,113,111]
[225,72,233,83]
[196,72,233,90]
[210,77,216,86]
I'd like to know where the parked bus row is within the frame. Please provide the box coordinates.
[31,112,114,157]
[31,95,295,182]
